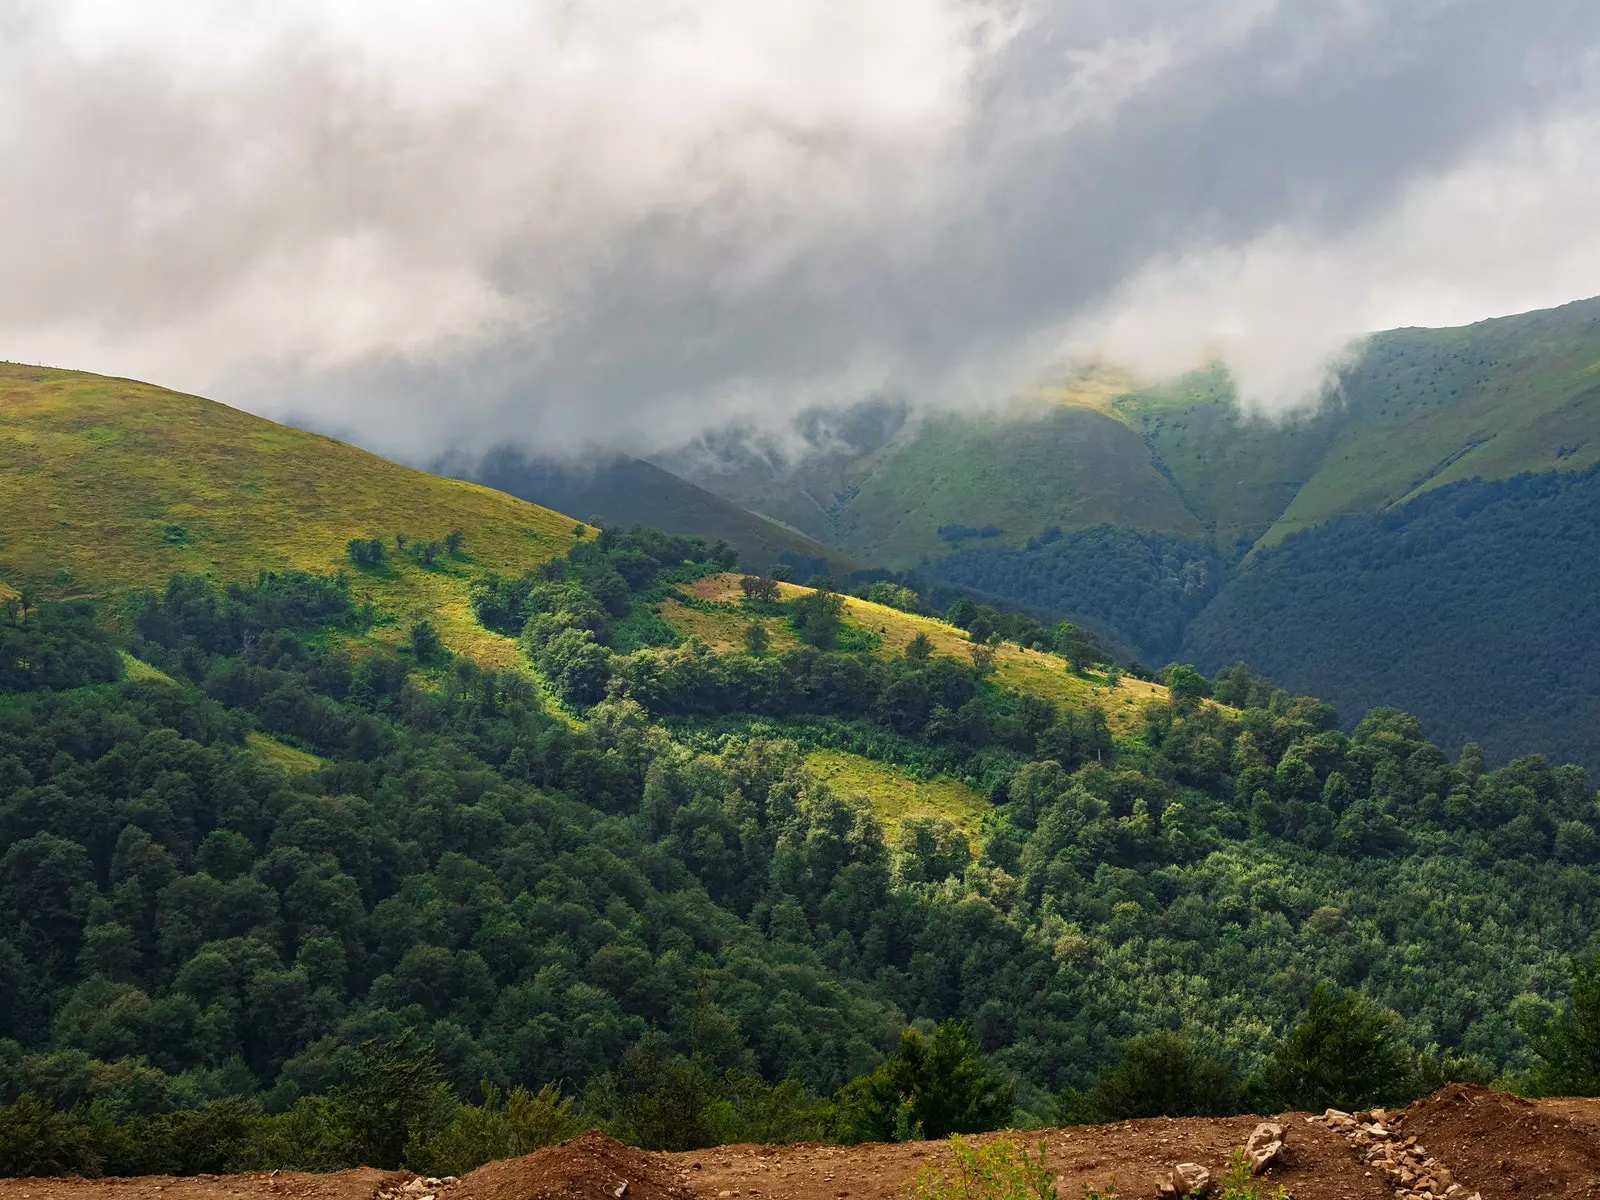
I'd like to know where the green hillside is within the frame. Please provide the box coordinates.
[671,297,1600,568]
[1262,297,1600,543]
[0,363,580,665]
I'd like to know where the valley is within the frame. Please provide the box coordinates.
[3,332,1600,1185]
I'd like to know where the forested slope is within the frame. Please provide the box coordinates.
[5,520,1599,1165]
[1183,464,1600,774]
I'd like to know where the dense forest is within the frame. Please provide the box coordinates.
[2,525,1599,1175]
[1182,464,1600,775]
[930,526,1226,665]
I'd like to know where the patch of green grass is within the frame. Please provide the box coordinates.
[118,651,174,684]
[246,731,323,776]
[0,364,578,665]
[805,747,987,837]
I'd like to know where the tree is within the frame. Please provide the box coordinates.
[1253,983,1414,1111]
[969,643,995,678]
[1526,951,1600,1096]
[321,1034,454,1169]
[866,581,920,613]
[1056,1032,1236,1123]
[791,589,845,650]
[905,632,933,665]
[1164,663,1212,701]
[827,1020,1014,1143]
[945,598,977,629]
[743,621,770,657]
[444,530,465,555]
[409,619,443,663]
[740,575,780,604]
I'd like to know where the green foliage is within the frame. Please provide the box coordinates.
[1162,664,1211,701]
[1185,463,1600,775]
[409,619,444,663]
[865,581,921,613]
[0,1093,104,1177]
[827,1020,1013,1143]
[1217,1151,1288,1200]
[346,538,387,569]
[936,528,1225,666]
[743,621,770,656]
[1056,1032,1235,1124]
[0,600,122,692]
[406,1082,580,1176]
[5,523,1600,1177]
[1251,983,1414,1111]
[741,575,781,605]
[791,587,846,649]
[911,1135,1113,1200]
[1525,951,1600,1096]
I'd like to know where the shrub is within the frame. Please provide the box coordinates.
[407,1083,580,1176]
[911,1135,1114,1200]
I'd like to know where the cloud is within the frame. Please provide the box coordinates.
[1,1,1598,458]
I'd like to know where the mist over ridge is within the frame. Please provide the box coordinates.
[3,2,1600,460]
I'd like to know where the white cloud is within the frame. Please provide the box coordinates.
[0,1,1597,457]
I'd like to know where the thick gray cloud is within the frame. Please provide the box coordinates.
[3,1,1599,457]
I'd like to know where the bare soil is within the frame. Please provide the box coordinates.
[5,1091,1599,1200]
[1389,1084,1600,1199]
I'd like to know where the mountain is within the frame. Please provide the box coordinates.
[663,298,1600,767]
[669,299,1600,568]
[467,448,866,579]
[0,363,580,663]
[4,358,1600,1173]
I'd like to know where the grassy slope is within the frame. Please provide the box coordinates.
[803,748,986,838]
[1102,299,1600,556]
[667,299,1600,574]
[0,364,579,664]
[1111,366,1346,556]
[677,574,1165,733]
[1263,297,1600,544]
[832,406,1203,568]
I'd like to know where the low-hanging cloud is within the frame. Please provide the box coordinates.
[3,1,1599,459]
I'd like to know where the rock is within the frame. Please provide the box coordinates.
[1157,1162,1212,1197]
[1243,1121,1286,1174]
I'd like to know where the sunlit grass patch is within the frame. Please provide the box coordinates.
[805,747,987,837]
[246,731,323,776]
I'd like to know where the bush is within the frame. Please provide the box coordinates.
[407,1083,580,1176]
[911,1135,1113,1200]
[0,1094,102,1177]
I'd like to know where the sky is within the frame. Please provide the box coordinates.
[3,0,1600,460]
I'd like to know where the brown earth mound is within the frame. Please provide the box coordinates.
[1391,1084,1600,1199]
[451,1131,695,1200]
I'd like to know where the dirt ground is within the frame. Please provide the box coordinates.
[5,1091,1599,1200]
[1389,1084,1600,1199]
[0,1169,405,1200]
